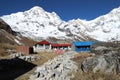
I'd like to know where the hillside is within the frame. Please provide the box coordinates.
[0,19,37,56]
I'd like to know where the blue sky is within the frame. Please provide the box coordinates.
[0,0,120,21]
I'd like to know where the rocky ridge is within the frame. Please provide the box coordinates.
[29,51,78,80]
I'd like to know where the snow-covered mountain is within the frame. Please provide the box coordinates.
[86,7,120,41]
[59,7,120,41]
[1,6,67,40]
[1,6,120,42]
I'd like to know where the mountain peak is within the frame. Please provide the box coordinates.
[31,6,44,10]
[29,6,45,12]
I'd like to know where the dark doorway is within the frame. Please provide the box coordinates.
[29,47,33,54]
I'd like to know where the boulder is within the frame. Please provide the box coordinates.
[81,52,120,74]
[91,42,120,55]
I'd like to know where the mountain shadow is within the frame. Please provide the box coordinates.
[0,58,36,80]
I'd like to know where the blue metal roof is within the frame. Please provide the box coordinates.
[73,41,93,46]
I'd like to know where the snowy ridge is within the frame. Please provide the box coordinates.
[86,7,120,41]
[1,6,120,42]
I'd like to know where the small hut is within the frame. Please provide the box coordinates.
[17,46,33,55]
[72,41,93,52]
[33,40,51,52]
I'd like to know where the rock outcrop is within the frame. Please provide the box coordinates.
[10,53,40,62]
[91,42,120,54]
[29,51,78,80]
[81,51,120,74]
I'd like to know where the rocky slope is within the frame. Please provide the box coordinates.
[0,18,36,45]
[0,18,18,44]
[0,18,16,35]
[1,6,120,42]
[29,51,78,80]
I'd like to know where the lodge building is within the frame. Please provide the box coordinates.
[33,40,72,52]
[17,40,94,54]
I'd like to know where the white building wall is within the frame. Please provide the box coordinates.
[33,44,51,52]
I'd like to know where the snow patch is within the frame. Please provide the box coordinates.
[14,39,22,45]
